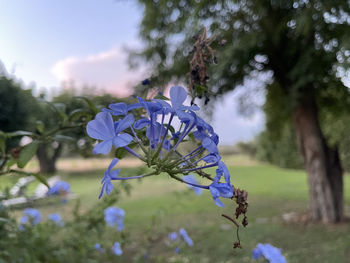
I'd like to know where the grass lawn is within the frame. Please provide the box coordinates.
[2,155,350,262]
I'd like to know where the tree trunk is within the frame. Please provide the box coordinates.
[36,143,63,174]
[292,96,343,223]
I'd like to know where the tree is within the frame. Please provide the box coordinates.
[0,77,38,148]
[34,89,126,173]
[133,0,350,223]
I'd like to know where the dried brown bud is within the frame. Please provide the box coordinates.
[11,147,21,159]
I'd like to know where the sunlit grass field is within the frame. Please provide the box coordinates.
[2,155,350,262]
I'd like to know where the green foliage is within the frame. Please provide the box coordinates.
[0,191,123,263]
[255,82,304,169]
[235,141,257,158]
[0,77,38,132]
[17,142,40,168]
[135,0,350,99]
[256,124,304,170]
[320,109,350,172]
[0,77,39,149]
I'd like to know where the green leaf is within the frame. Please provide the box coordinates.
[53,135,75,143]
[32,173,50,188]
[0,133,6,153]
[46,102,67,123]
[188,133,195,141]
[168,125,175,134]
[7,158,17,168]
[69,109,92,122]
[53,103,66,113]
[6,131,35,138]
[76,96,98,114]
[36,120,45,134]
[17,141,40,168]
[115,147,128,159]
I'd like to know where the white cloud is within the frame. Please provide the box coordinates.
[51,46,143,97]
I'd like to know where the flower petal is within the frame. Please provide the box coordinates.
[202,137,218,154]
[108,103,127,115]
[113,133,133,147]
[86,112,115,140]
[170,86,187,109]
[219,161,231,184]
[115,114,134,134]
[93,140,113,154]
[107,158,119,174]
[134,118,150,129]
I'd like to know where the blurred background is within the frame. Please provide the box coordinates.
[0,0,350,262]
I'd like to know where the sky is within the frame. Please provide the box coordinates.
[0,0,264,145]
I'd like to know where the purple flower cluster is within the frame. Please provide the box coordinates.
[86,86,234,207]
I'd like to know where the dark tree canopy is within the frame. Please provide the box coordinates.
[0,77,38,133]
[134,0,350,223]
[135,0,349,104]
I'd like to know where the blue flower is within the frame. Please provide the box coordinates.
[48,213,64,226]
[102,102,141,116]
[145,122,167,149]
[104,206,125,231]
[47,181,71,196]
[102,102,128,116]
[179,228,193,246]
[137,97,162,116]
[154,86,199,114]
[209,182,234,207]
[174,247,180,254]
[252,243,286,263]
[214,161,231,184]
[95,243,104,252]
[19,208,42,228]
[182,175,203,196]
[86,112,134,154]
[99,158,120,198]
[112,242,123,256]
[169,232,178,241]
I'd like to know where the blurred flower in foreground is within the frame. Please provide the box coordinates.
[168,228,194,253]
[19,208,41,229]
[112,242,123,256]
[252,243,286,263]
[47,181,71,196]
[169,232,178,241]
[95,243,104,252]
[179,228,194,247]
[48,213,64,226]
[104,207,125,231]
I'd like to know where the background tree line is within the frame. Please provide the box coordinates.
[0,74,124,174]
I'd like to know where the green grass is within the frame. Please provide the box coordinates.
[2,156,350,262]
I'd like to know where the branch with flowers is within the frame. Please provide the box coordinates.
[86,85,248,248]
